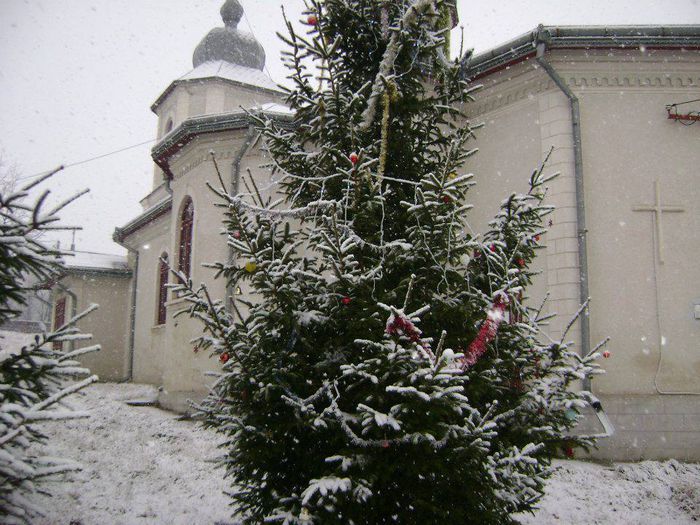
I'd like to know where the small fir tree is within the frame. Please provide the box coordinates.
[0,168,99,524]
[178,1,605,523]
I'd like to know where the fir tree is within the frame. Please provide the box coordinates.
[177,1,605,523]
[0,168,99,524]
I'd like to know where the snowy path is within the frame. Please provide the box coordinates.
[33,382,700,525]
[36,383,230,525]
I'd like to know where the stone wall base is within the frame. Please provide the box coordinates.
[578,394,700,462]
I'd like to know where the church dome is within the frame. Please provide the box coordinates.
[192,0,266,70]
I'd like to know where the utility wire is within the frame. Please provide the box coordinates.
[18,138,156,181]
[242,4,274,81]
[666,97,700,107]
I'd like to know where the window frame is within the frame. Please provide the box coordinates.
[178,197,194,281]
[156,253,169,326]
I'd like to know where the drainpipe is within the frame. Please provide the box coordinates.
[225,124,257,307]
[125,250,139,381]
[112,233,139,382]
[535,36,592,392]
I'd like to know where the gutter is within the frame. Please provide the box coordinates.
[125,250,139,381]
[225,125,258,308]
[462,24,700,80]
[535,35,592,392]
[64,266,132,278]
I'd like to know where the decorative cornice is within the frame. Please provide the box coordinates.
[568,72,698,89]
[151,110,292,180]
[468,69,699,117]
[171,143,242,180]
[467,76,553,116]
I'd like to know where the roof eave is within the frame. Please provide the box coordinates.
[150,110,294,179]
[114,197,173,243]
[64,266,133,277]
[150,76,286,113]
[461,24,700,80]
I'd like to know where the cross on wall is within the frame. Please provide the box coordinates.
[632,180,685,264]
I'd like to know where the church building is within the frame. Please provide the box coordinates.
[54,0,699,461]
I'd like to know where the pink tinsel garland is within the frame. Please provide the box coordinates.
[460,299,507,370]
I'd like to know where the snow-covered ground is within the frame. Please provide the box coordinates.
[0,329,37,353]
[33,382,700,524]
[35,383,230,525]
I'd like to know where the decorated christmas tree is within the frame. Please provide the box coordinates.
[0,168,99,524]
[177,1,605,522]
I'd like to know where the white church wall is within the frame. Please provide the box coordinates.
[129,215,171,386]
[154,130,281,411]
[577,71,700,397]
[463,62,581,349]
[550,48,700,460]
[463,47,700,460]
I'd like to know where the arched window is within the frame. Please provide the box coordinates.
[156,253,169,325]
[178,198,194,280]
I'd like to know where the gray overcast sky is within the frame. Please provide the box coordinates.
[0,0,698,254]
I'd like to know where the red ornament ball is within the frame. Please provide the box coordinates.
[516,258,525,267]
[442,195,451,204]
[219,352,230,364]
[381,440,390,449]
[565,446,575,458]
[534,234,541,242]
[232,230,241,239]
[349,152,359,165]
[489,244,496,252]
[342,296,352,305]
[603,350,611,359]
[307,14,318,25]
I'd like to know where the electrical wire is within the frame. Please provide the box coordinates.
[242,3,274,81]
[17,138,156,181]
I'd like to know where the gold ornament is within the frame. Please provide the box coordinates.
[245,261,258,273]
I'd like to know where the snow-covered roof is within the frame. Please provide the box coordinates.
[179,60,279,92]
[63,251,130,274]
[152,60,282,111]
[254,102,295,116]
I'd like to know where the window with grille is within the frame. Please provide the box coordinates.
[178,198,194,280]
[157,253,169,325]
[53,296,66,350]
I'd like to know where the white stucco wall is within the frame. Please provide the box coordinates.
[465,47,700,460]
[55,272,131,382]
